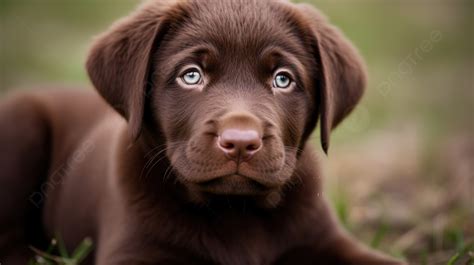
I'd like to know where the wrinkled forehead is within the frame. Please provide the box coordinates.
[164,0,307,59]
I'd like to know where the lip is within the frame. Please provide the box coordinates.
[196,174,271,196]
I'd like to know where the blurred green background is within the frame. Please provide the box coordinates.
[1,0,473,264]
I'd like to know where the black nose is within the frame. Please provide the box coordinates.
[218,129,262,162]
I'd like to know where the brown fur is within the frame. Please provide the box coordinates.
[0,0,405,264]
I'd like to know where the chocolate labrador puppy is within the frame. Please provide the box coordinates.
[0,0,406,264]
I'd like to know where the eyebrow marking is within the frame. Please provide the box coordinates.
[259,46,308,85]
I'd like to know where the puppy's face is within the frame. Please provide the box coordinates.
[152,1,314,202]
[86,0,366,206]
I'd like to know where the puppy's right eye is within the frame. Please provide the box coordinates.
[178,66,204,89]
[182,70,202,85]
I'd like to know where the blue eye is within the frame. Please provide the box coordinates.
[273,73,292,89]
[181,69,202,85]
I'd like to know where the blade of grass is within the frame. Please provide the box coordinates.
[28,236,94,265]
[29,246,74,264]
[446,242,474,265]
[333,191,350,228]
[70,238,93,264]
[371,222,388,249]
[420,249,428,265]
[446,252,460,265]
[55,233,70,259]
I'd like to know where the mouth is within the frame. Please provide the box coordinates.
[195,174,272,196]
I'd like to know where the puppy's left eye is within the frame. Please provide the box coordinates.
[273,72,293,91]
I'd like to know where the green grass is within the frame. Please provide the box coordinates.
[370,222,389,249]
[446,242,474,265]
[332,190,350,229]
[29,236,93,265]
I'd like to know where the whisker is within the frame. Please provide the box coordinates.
[163,163,175,182]
[143,143,167,158]
[284,145,304,153]
[141,141,186,180]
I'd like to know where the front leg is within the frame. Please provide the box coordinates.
[276,232,406,265]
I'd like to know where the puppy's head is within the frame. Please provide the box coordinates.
[86,0,366,205]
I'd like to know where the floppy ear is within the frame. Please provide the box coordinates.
[297,5,367,153]
[86,0,178,140]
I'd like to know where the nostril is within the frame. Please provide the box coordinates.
[220,141,235,150]
[246,143,261,152]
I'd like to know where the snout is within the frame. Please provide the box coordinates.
[175,109,293,198]
[190,111,284,194]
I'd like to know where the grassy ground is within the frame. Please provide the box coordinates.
[1,0,473,264]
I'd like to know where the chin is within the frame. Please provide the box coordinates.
[171,158,298,209]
